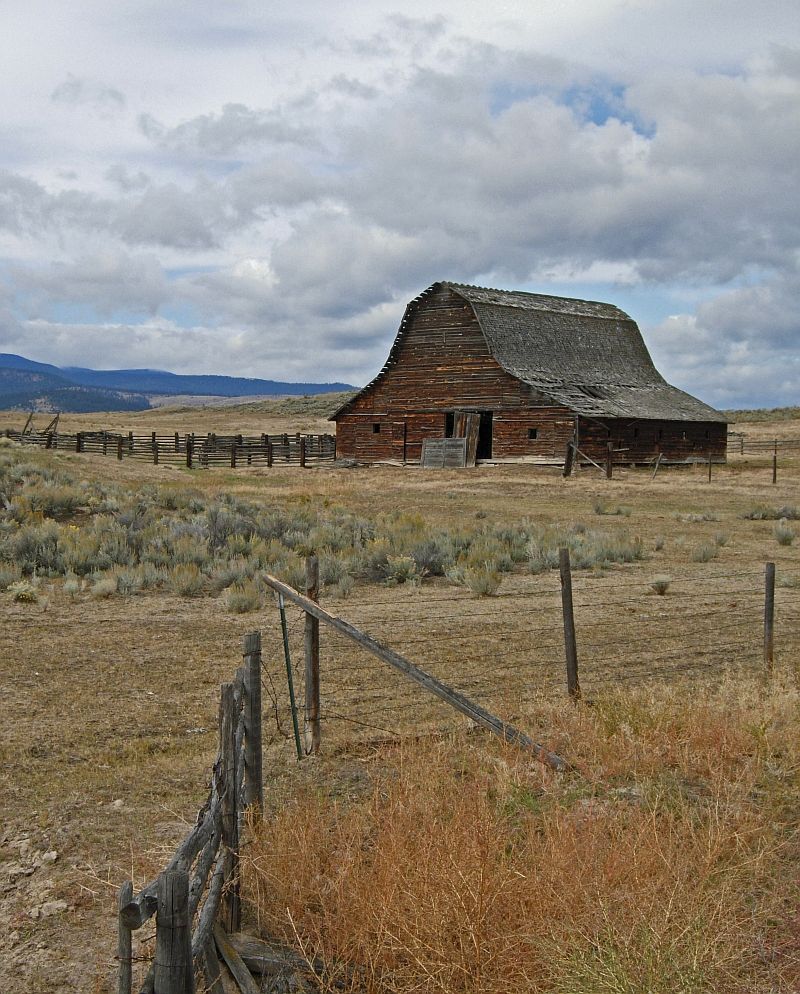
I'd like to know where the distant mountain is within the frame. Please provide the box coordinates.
[60,365,354,397]
[0,353,356,413]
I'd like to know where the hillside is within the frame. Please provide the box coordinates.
[0,353,356,413]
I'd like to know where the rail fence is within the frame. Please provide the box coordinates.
[2,428,336,469]
[728,433,800,456]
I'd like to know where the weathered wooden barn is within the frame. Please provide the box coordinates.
[331,282,727,465]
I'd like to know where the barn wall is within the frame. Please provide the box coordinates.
[336,286,573,461]
[578,419,728,463]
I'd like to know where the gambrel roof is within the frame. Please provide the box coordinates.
[333,281,726,423]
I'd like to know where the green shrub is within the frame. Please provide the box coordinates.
[90,573,118,599]
[0,563,21,590]
[226,581,262,613]
[329,575,354,599]
[743,504,800,521]
[463,563,501,596]
[8,579,38,603]
[385,555,419,586]
[692,544,718,563]
[650,575,672,596]
[774,520,795,546]
[169,564,206,597]
[713,531,729,547]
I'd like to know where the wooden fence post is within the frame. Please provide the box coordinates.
[153,443,159,465]
[230,445,237,469]
[267,441,273,468]
[117,437,123,461]
[154,870,194,994]
[765,562,775,674]
[242,633,263,810]
[299,436,306,468]
[773,441,778,485]
[558,548,581,700]
[562,441,575,478]
[707,452,712,483]
[128,431,133,453]
[76,432,83,453]
[605,441,613,479]
[117,880,133,994]
[174,432,179,452]
[219,684,240,932]
[185,435,193,469]
[102,431,108,456]
[305,555,321,754]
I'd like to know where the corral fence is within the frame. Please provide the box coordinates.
[728,432,800,455]
[2,427,336,469]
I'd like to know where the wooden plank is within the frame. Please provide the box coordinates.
[420,437,466,469]
[213,924,261,994]
[765,562,775,674]
[226,932,315,977]
[242,634,263,809]
[260,573,569,771]
[558,548,581,700]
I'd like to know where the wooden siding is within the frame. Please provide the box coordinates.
[337,286,574,460]
[578,419,728,463]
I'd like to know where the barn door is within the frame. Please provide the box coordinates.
[391,421,407,462]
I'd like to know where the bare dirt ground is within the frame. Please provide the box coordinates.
[1,405,798,991]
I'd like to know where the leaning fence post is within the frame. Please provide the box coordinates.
[242,633,263,810]
[765,562,775,674]
[117,879,133,994]
[305,555,321,754]
[558,548,581,700]
[154,869,194,994]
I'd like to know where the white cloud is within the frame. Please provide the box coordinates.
[0,4,798,404]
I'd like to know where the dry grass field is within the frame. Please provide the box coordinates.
[1,399,799,992]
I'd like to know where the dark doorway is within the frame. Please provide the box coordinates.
[444,412,454,437]
[477,411,493,459]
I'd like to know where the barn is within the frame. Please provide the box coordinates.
[331,281,727,466]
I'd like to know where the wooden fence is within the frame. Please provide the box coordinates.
[2,428,336,469]
[118,634,262,994]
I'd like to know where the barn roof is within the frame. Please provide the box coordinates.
[333,281,726,423]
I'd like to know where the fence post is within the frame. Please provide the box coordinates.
[773,441,778,485]
[305,555,321,754]
[605,441,613,479]
[562,441,575,478]
[128,431,133,453]
[117,880,133,994]
[558,548,580,700]
[174,432,179,452]
[765,562,775,674]
[299,436,306,468]
[242,633,263,810]
[219,684,240,932]
[185,435,193,469]
[102,432,108,456]
[154,870,194,994]
[267,441,273,468]
[117,437,123,461]
[230,445,237,469]
[707,452,712,483]
[76,432,83,453]
[153,443,159,465]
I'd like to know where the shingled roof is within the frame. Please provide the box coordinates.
[334,281,726,423]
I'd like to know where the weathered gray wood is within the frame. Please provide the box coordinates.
[118,880,134,994]
[188,814,222,919]
[773,441,778,484]
[242,633,263,809]
[154,870,194,994]
[765,562,776,674]
[213,924,261,994]
[559,548,581,701]
[651,452,663,479]
[201,938,225,994]
[421,437,467,468]
[606,441,613,479]
[226,933,316,977]
[191,847,231,957]
[219,685,241,933]
[305,557,321,755]
[262,574,569,771]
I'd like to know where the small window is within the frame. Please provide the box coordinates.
[528,428,538,440]
[372,423,381,434]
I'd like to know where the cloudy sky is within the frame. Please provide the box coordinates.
[0,0,798,406]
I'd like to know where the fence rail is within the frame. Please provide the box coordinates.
[2,428,336,469]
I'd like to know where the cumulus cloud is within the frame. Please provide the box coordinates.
[1,7,798,403]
